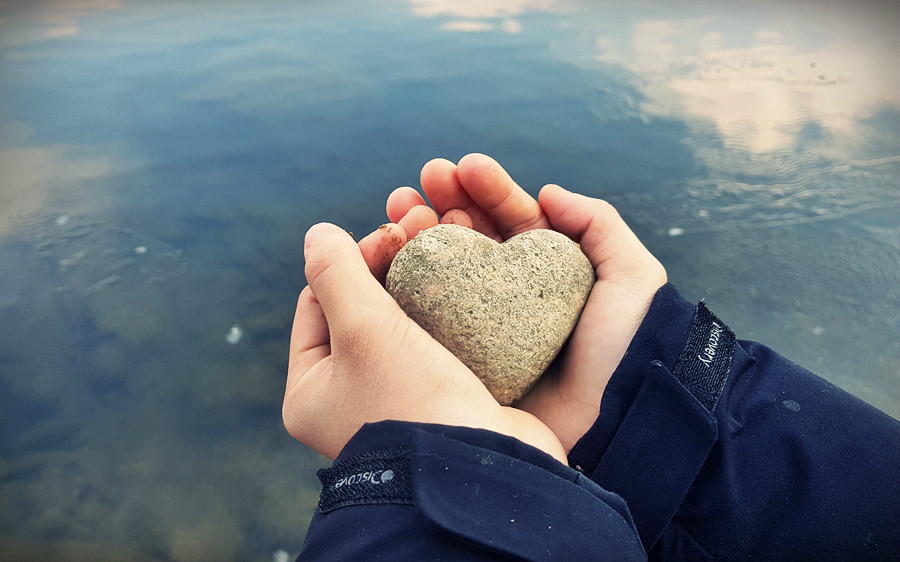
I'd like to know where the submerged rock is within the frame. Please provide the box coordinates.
[386,224,595,405]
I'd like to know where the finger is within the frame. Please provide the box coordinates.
[283,289,335,457]
[386,186,427,224]
[420,158,500,239]
[358,223,407,284]
[397,205,438,239]
[287,286,330,381]
[439,208,474,228]
[538,184,661,280]
[419,158,469,213]
[304,223,398,331]
[455,153,551,238]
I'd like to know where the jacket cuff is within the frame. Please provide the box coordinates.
[568,283,696,474]
[312,420,646,561]
[568,284,733,551]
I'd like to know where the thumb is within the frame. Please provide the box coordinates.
[538,184,657,279]
[304,223,399,334]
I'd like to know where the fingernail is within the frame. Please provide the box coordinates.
[542,183,569,196]
[305,223,343,249]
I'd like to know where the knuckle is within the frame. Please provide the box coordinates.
[282,401,309,442]
[590,197,621,221]
[283,383,326,448]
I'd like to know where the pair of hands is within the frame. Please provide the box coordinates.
[283,154,667,463]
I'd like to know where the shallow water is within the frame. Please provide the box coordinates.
[1,1,898,560]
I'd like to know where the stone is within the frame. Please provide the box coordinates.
[386,224,595,405]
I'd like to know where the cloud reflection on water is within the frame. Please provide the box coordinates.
[410,0,561,19]
[410,0,565,33]
[597,14,900,153]
[0,143,136,236]
[0,0,122,47]
[410,1,900,155]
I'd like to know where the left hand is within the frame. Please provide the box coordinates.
[283,217,568,462]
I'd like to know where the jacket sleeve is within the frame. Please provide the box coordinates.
[568,283,900,561]
[298,420,646,561]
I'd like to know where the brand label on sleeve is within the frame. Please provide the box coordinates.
[672,302,736,412]
[316,448,413,513]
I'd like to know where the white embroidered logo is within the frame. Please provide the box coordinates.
[333,469,394,489]
[697,321,724,367]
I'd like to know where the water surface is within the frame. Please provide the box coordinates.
[1,1,898,560]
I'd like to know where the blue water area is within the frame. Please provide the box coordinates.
[1,1,898,559]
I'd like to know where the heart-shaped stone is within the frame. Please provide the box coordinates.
[386,224,595,405]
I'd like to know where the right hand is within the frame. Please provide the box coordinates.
[386,154,668,452]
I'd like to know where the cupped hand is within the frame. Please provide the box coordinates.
[283,218,567,463]
[386,154,667,452]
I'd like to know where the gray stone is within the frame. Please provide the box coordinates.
[386,224,595,405]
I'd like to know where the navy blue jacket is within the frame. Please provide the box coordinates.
[298,284,900,560]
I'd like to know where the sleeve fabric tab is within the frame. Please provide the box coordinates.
[316,448,412,513]
[671,302,735,412]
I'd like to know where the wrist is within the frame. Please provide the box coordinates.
[502,408,568,464]
[567,283,695,475]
